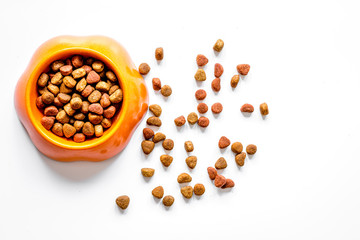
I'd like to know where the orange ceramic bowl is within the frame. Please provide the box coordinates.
[14,36,148,162]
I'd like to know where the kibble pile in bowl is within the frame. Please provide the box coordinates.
[36,55,122,142]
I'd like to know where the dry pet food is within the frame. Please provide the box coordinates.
[174,115,186,126]
[231,142,243,154]
[214,63,224,78]
[207,167,218,180]
[141,168,155,177]
[152,186,164,199]
[141,140,155,154]
[260,102,269,115]
[161,85,172,97]
[198,117,209,128]
[184,141,194,152]
[139,63,151,75]
[215,157,227,169]
[187,112,198,125]
[162,139,174,150]
[185,156,197,169]
[181,186,193,199]
[197,103,208,114]
[152,78,161,90]
[149,104,162,117]
[231,75,240,88]
[146,116,162,127]
[211,103,223,114]
[194,69,206,81]
[221,179,235,189]
[177,173,192,183]
[193,184,205,196]
[153,132,166,143]
[116,195,130,210]
[213,39,224,52]
[195,89,207,100]
[246,144,257,155]
[240,104,254,113]
[162,195,174,207]
[155,47,164,61]
[218,136,230,149]
[196,54,208,66]
[237,64,250,76]
[160,154,173,167]
[36,55,121,142]
[143,128,154,140]
[235,152,246,166]
[211,78,221,92]
[214,175,226,188]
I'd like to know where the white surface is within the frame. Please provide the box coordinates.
[1,0,360,239]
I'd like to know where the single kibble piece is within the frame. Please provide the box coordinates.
[198,117,209,128]
[194,184,205,196]
[231,142,243,154]
[186,156,197,169]
[184,141,194,152]
[106,71,117,82]
[56,110,70,124]
[41,116,55,130]
[51,60,65,72]
[196,54,208,66]
[103,106,116,118]
[41,92,54,105]
[160,85,172,97]
[47,84,60,96]
[160,154,173,167]
[197,103,208,114]
[81,85,94,98]
[260,103,269,115]
[73,133,86,143]
[241,103,254,113]
[231,75,240,88]
[147,116,162,127]
[194,69,206,81]
[246,144,257,155]
[116,195,130,210]
[60,65,73,76]
[101,118,112,129]
[110,89,123,103]
[211,103,223,114]
[71,55,83,68]
[215,157,227,169]
[195,89,207,100]
[143,128,154,140]
[109,85,119,95]
[181,186,193,199]
[100,93,111,108]
[162,195,174,207]
[152,186,164,199]
[162,139,174,150]
[95,125,103,137]
[52,123,63,137]
[213,39,224,52]
[82,65,92,74]
[76,78,87,92]
[153,132,166,143]
[72,68,86,79]
[36,96,45,109]
[211,78,221,92]
[141,140,155,154]
[218,136,231,149]
[214,63,224,78]
[88,113,103,125]
[237,64,250,75]
[73,120,84,132]
[53,97,63,107]
[187,112,198,125]
[149,104,162,117]
[50,72,63,85]
[141,168,155,177]
[96,81,110,92]
[44,106,58,116]
[57,93,71,104]
[89,103,104,115]
[63,76,76,88]
[60,82,72,94]
[177,173,192,183]
[92,61,104,73]
[155,47,164,60]
[152,78,161,90]
[88,90,102,103]
[214,175,226,188]
[37,73,49,87]
[222,179,235,189]
[174,115,186,127]
[63,123,76,138]
[82,122,95,137]
[64,103,76,116]
[139,63,151,75]
[235,152,246,166]
[207,167,218,180]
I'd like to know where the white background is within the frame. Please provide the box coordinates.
[1,0,360,239]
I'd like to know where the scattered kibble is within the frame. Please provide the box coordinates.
[240,104,254,113]
[195,89,207,100]
[222,179,235,189]
[139,63,151,75]
[211,78,221,92]
[146,116,162,127]
[152,186,164,199]
[260,102,269,115]
[196,54,208,67]
[213,39,224,52]
[177,173,192,183]
[235,152,246,166]
[197,103,208,114]
[155,47,164,61]
[246,144,257,155]
[160,85,172,97]
[194,69,206,81]
[149,104,162,117]
[211,103,223,114]
[231,142,243,154]
[184,141,194,152]
[218,136,230,149]
[215,157,227,169]
[153,132,166,143]
[162,195,174,207]
[181,186,193,199]
[198,116,209,127]
[185,156,197,169]
[187,112,198,125]
[193,184,205,196]
[141,168,155,177]
[162,139,174,150]
[116,195,130,210]
[152,78,161,91]
[214,63,224,78]
[207,167,218,180]
[141,140,155,154]
[160,154,173,167]
[214,175,226,188]
[143,128,154,140]
[236,64,250,76]
[174,115,186,127]
[230,75,240,88]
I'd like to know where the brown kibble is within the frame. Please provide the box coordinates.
[231,142,243,154]
[184,141,194,152]
[237,64,250,75]
[53,97,63,108]
[106,71,117,82]
[73,121,84,132]
[52,123,63,137]
[147,116,162,127]
[139,63,150,75]
[231,75,240,88]
[71,55,83,68]
[160,154,173,167]
[63,123,76,138]
[108,85,119,95]
[177,173,192,183]
[207,167,218,180]
[82,122,95,137]
[143,128,154,140]
[174,116,186,127]
[185,156,197,169]
[38,87,48,95]
[197,103,208,114]
[116,195,130,210]
[211,103,223,114]
[63,76,76,88]
[57,93,71,104]
[109,89,123,103]
[218,136,230,149]
[160,85,172,97]
[88,90,102,103]
[187,112,198,125]
[235,152,246,166]
[194,184,205,196]
[152,186,164,199]
[92,61,104,73]
[85,70,100,85]
[74,113,85,120]
[141,140,155,154]
[72,68,86,79]
[213,39,224,52]
[81,101,90,114]
[94,125,103,137]
[215,157,227,169]
[194,69,206,81]
[162,195,174,207]
[88,113,103,125]
[155,47,164,61]
[214,175,226,188]
[70,97,83,110]
[76,78,87,92]
[214,63,224,78]
[41,92,54,105]
[152,78,161,91]
[222,179,235,189]
[96,81,110,92]
[37,73,49,87]
[60,82,72,94]
[44,106,58,116]
[153,132,166,143]
[149,104,162,117]
[241,103,254,113]
[181,186,193,199]
[64,103,76,116]
[100,94,110,109]
[73,133,86,143]
[246,144,257,155]
[196,54,208,67]
[89,103,104,115]
[36,96,45,109]
[101,118,112,129]
[141,168,155,178]
[198,117,209,128]
[85,58,94,65]
[81,85,94,98]
[162,139,174,150]
[59,65,73,76]
[195,89,207,100]
[40,116,55,130]
[47,84,60,96]
[211,78,221,92]
[56,110,70,124]
[51,60,64,72]
[103,106,116,118]
[260,103,269,115]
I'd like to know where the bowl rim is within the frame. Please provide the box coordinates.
[26,47,127,150]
